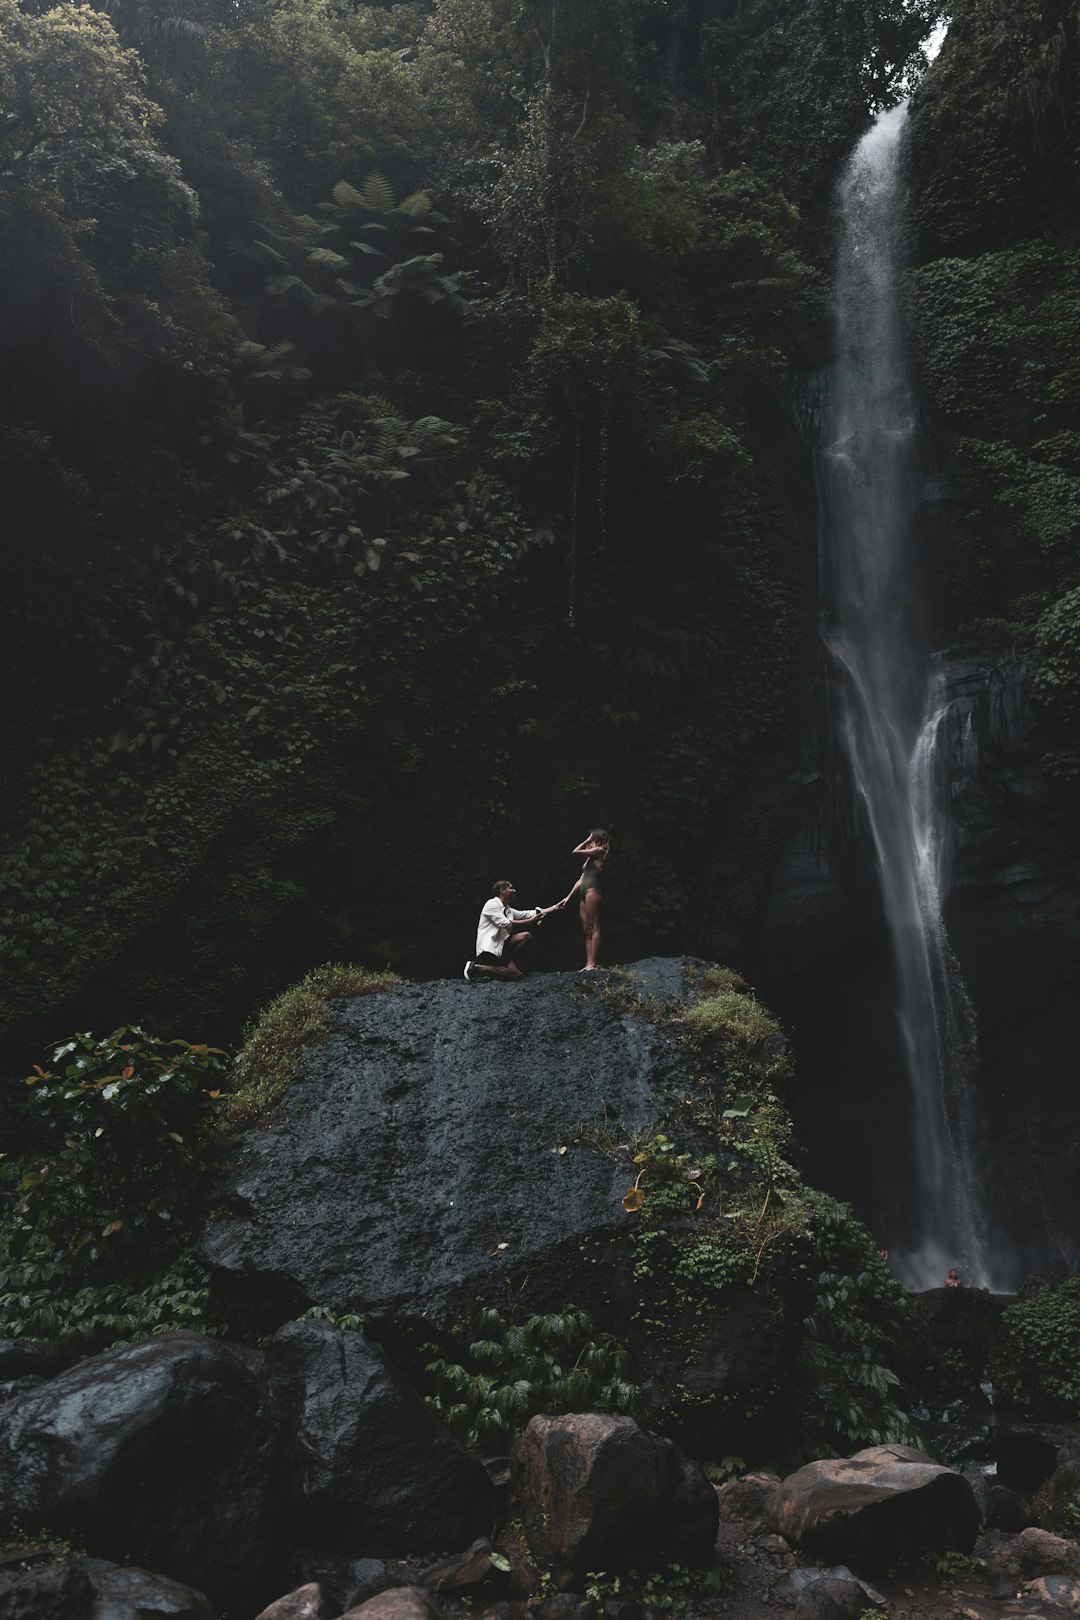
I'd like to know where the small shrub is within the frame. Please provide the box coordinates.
[227,962,397,1128]
[0,1026,227,1349]
[679,987,792,1088]
[989,1277,1080,1416]
[796,1192,919,1454]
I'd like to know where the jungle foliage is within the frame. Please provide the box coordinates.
[905,0,1080,833]
[0,0,949,1063]
[3,0,1066,1076]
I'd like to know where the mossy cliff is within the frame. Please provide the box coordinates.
[906,0,1080,788]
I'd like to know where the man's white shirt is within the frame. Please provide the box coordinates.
[476,898,535,958]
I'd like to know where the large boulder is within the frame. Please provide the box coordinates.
[0,1334,282,1614]
[265,1321,493,1553]
[764,1444,980,1572]
[199,962,693,1326]
[510,1413,718,1585]
[197,960,806,1448]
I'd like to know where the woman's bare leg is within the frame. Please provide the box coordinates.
[580,891,601,969]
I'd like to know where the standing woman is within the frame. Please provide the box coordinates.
[560,828,610,971]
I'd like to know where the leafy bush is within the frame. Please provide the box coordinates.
[228,962,398,1128]
[989,1277,1080,1416]
[0,1026,227,1348]
[795,1192,919,1454]
[424,1305,644,1449]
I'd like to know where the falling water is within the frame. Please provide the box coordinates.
[819,104,996,1290]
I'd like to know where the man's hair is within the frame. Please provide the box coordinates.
[492,879,514,896]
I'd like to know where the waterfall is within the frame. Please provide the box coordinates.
[819,104,998,1291]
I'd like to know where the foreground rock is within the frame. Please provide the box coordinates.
[511,1414,718,1585]
[0,1334,280,1614]
[0,1558,214,1620]
[267,1321,493,1553]
[252,1583,337,1620]
[764,1444,980,1572]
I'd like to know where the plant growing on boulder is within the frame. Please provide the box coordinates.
[424,1305,644,1448]
[227,962,397,1128]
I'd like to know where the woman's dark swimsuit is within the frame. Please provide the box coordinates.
[580,856,604,901]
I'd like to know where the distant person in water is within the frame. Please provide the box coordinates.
[945,1267,963,1288]
[558,828,610,972]
[465,880,562,982]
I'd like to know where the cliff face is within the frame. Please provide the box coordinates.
[756,650,1080,1277]
[749,1,1080,1282]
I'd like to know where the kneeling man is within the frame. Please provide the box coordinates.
[465,880,562,981]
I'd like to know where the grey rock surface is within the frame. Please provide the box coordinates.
[199,960,699,1323]
[764,1443,980,1573]
[0,1334,281,1615]
[83,1562,215,1620]
[0,1560,94,1620]
[265,1321,493,1553]
[0,1560,214,1620]
[786,1566,887,1615]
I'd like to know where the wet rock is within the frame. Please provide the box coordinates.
[266,1321,492,1555]
[794,1576,878,1620]
[252,1584,338,1620]
[764,1443,980,1572]
[197,961,804,1451]
[0,1379,46,1404]
[0,1560,93,1620]
[0,1559,215,1620]
[987,1484,1034,1533]
[786,1567,887,1616]
[1033,1453,1080,1536]
[343,1591,436,1620]
[198,963,692,1325]
[714,1473,781,1526]
[416,1541,497,1594]
[1015,1529,1080,1577]
[344,1565,387,1609]
[0,1333,281,1615]
[83,1562,215,1620]
[511,1413,718,1586]
[981,1529,1021,1583]
[1020,1573,1080,1611]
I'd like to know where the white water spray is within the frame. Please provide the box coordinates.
[820,105,997,1289]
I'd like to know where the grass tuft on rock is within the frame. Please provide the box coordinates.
[227,963,397,1129]
[680,982,791,1085]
